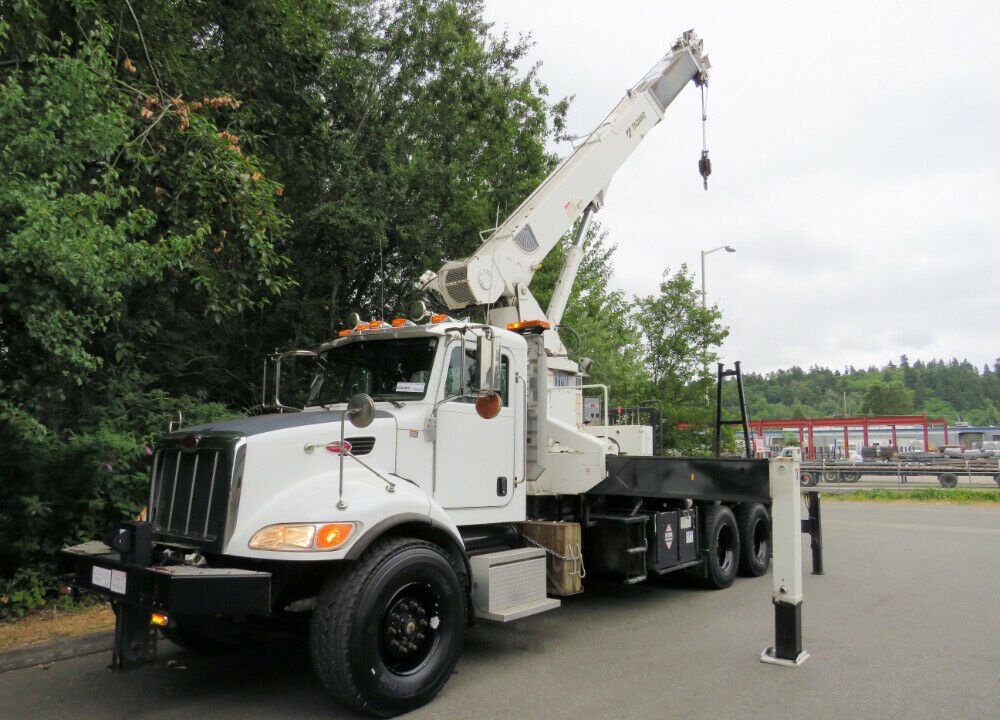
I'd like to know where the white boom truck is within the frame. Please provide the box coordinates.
[61,32,795,717]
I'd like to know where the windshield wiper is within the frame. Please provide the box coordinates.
[371,395,404,408]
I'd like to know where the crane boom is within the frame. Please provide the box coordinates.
[424,31,709,359]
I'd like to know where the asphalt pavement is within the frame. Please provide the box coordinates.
[2,502,998,719]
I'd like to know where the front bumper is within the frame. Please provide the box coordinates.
[59,521,272,668]
[60,540,271,616]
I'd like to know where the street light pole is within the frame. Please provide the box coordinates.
[699,245,736,403]
[700,245,736,308]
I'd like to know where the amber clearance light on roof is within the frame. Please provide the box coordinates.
[506,319,551,331]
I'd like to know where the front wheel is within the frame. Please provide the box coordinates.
[310,537,467,718]
[800,471,818,487]
[702,505,741,590]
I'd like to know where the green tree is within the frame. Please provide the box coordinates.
[968,399,1000,426]
[634,264,729,404]
[923,397,958,424]
[273,0,560,345]
[861,381,914,416]
[633,265,729,452]
[531,221,648,404]
[1,7,294,613]
[780,431,801,447]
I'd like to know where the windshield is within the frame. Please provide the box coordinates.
[306,337,439,406]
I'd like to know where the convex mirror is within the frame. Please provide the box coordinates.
[346,393,375,428]
[476,333,501,397]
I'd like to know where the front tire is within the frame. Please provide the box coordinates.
[735,503,771,577]
[702,505,741,590]
[310,537,467,718]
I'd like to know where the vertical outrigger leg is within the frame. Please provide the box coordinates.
[802,490,824,576]
[106,521,157,670]
[762,456,810,667]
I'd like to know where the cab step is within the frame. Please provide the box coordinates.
[469,547,561,622]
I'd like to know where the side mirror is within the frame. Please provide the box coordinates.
[273,350,319,411]
[476,333,501,396]
[409,300,428,322]
[345,393,375,428]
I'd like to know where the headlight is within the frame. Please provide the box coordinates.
[248,523,355,551]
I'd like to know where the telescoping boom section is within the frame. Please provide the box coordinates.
[425,31,710,357]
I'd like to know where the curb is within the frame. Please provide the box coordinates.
[0,631,114,673]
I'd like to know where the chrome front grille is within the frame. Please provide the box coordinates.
[149,444,234,543]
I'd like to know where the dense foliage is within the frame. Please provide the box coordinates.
[738,357,1000,425]
[0,0,570,616]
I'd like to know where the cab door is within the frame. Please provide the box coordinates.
[433,342,519,515]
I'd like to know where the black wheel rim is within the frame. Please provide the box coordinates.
[379,582,441,674]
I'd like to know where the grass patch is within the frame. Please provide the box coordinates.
[823,488,1000,504]
[0,602,114,651]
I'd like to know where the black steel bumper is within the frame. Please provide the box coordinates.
[60,543,271,616]
[59,521,271,668]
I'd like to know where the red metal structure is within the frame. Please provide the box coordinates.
[752,415,950,460]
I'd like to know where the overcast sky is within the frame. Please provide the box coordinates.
[481,1,1000,374]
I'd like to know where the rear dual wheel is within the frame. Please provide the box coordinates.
[736,503,771,577]
[702,505,741,589]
